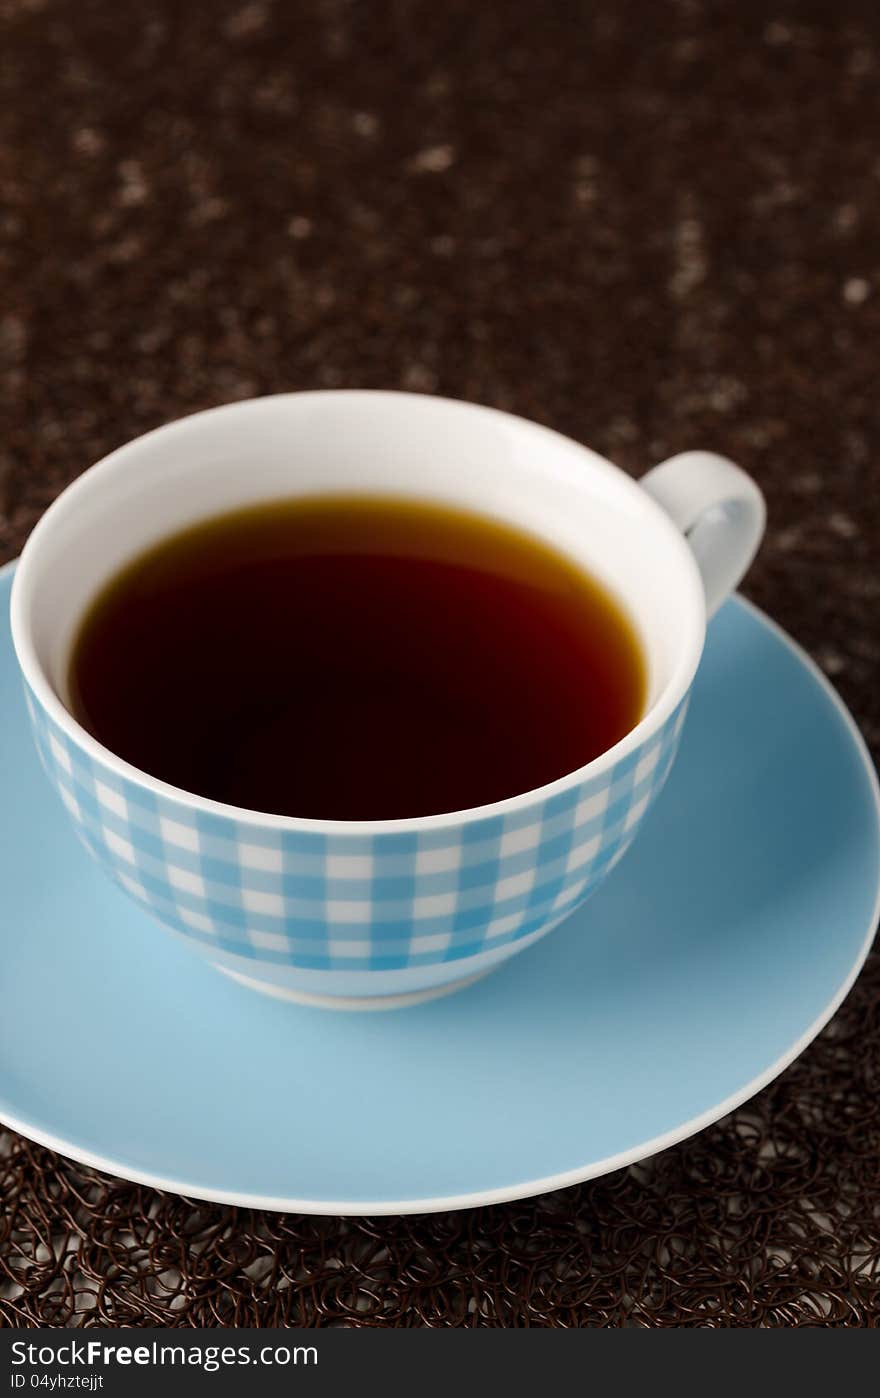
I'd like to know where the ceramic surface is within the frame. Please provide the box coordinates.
[1,563,876,1213]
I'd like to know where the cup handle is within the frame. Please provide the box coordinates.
[640,451,766,619]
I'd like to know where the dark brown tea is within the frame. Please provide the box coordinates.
[68,497,646,820]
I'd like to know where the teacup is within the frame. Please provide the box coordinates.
[10,392,764,1009]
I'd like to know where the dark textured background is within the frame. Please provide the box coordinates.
[1,0,878,1326]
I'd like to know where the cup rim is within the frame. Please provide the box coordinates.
[10,390,707,833]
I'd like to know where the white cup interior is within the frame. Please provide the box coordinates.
[14,392,705,732]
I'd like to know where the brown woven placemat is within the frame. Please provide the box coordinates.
[1,0,879,1327]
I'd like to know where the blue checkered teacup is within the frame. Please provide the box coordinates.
[10,393,764,1008]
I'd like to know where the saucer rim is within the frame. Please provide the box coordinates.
[1,557,878,1216]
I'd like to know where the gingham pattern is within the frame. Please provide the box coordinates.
[25,686,688,973]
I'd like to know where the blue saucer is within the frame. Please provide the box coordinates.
[1,561,878,1213]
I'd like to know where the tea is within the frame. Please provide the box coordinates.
[67,496,646,820]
